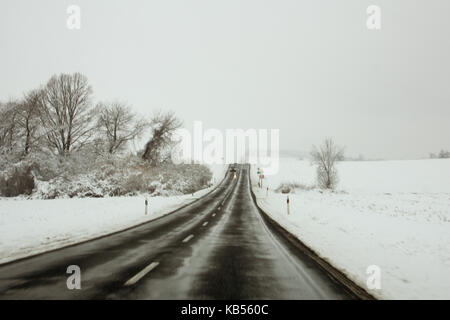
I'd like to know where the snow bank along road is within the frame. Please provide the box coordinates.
[0,165,356,299]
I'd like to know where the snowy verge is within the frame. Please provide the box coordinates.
[0,165,227,265]
[251,159,450,299]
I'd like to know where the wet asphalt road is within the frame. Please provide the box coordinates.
[0,165,352,300]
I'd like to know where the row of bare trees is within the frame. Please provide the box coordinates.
[0,73,181,165]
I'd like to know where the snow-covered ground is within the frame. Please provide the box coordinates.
[252,158,450,300]
[0,165,226,265]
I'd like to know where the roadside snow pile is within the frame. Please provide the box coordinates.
[252,158,450,299]
[0,164,226,265]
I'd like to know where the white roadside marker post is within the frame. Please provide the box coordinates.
[287,195,290,215]
[258,169,264,189]
[257,168,261,188]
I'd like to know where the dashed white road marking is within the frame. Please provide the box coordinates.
[212,213,216,217]
[182,234,195,243]
[124,262,160,286]
[218,207,221,211]
[202,222,209,227]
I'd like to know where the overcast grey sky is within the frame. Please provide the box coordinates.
[1,0,449,159]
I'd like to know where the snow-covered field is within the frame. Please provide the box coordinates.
[252,158,450,300]
[0,165,226,265]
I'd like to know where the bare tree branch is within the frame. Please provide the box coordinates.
[39,73,95,155]
[97,101,148,154]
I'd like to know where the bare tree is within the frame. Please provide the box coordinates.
[97,101,148,154]
[142,111,182,165]
[15,90,43,155]
[39,73,95,155]
[310,138,345,189]
[0,100,19,154]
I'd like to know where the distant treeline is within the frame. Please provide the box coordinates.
[429,150,450,159]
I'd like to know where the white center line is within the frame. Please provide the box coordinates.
[124,262,160,287]
[202,222,209,227]
[182,234,194,243]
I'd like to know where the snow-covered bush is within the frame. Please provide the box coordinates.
[0,166,35,197]
[0,148,213,199]
[275,181,314,194]
[119,162,212,197]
